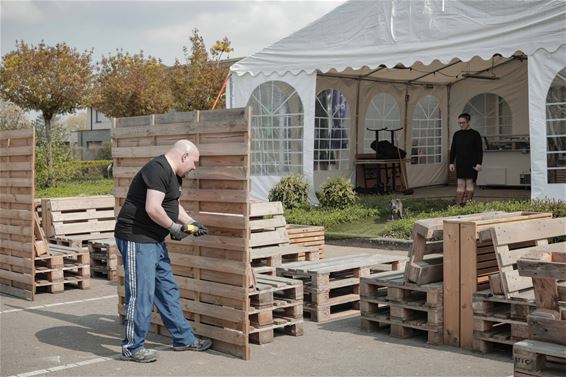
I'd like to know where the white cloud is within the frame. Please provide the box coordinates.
[143,1,342,60]
[1,0,45,24]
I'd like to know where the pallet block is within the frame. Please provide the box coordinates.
[472,289,537,353]
[34,244,90,293]
[278,254,405,322]
[514,340,566,377]
[88,238,118,281]
[361,271,444,345]
[248,274,303,344]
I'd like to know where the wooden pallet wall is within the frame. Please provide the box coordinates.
[0,129,35,300]
[112,108,251,360]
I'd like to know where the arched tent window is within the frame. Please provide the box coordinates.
[314,89,350,171]
[463,93,512,137]
[546,67,566,184]
[364,93,401,153]
[411,95,442,165]
[247,81,304,176]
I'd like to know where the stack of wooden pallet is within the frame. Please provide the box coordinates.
[286,224,325,259]
[471,216,565,355]
[361,271,444,344]
[250,201,319,275]
[278,254,405,322]
[248,275,303,344]
[41,195,116,249]
[34,244,90,293]
[513,245,566,377]
[88,238,118,281]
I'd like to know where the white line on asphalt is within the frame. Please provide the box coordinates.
[0,295,117,314]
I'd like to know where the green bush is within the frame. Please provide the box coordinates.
[318,177,358,209]
[285,205,380,227]
[63,160,113,180]
[380,199,566,239]
[35,123,74,188]
[268,175,309,209]
[36,178,114,198]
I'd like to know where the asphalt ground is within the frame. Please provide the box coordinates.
[0,245,513,377]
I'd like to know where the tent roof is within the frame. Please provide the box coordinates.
[231,0,566,83]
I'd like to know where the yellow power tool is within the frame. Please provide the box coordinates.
[181,223,199,234]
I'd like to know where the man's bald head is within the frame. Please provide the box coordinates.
[165,139,200,177]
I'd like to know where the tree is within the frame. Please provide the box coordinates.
[0,100,32,130]
[170,29,233,111]
[33,116,74,188]
[91,50,174,118]
[0,41,93,186]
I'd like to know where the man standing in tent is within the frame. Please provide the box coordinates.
[114,139,212,363]
[449,113,483,206]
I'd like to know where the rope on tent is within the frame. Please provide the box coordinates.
[212,72,231,110]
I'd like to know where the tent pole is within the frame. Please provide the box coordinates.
[354,78,361,158]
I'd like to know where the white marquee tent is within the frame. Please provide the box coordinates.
[228,0,566,201]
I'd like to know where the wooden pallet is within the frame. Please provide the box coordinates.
[442,211,553,349]
[514,340,566,377]
[248,274,304,344]
[277,254,405,322]
[286,224,325,258]
[360,271,444,345]
[250,201,320,275]
[472,289,537,353]
[489,217,566,299]
[34,244,90,293]
[88,238,118,281]
[41,195,116,249]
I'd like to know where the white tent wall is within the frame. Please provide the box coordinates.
[449,59,530,188]
[529,45,566,200]
[228,72,318,202]
[313,75,359,190]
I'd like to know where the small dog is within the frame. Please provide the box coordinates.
[390,198,403,220]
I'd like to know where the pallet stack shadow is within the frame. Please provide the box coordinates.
[513,242,565,377]
[471,216,563,353]
[280,253,406,322]
[361,217,446,344]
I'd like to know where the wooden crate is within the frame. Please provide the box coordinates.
[277,254,405,322]
[286,224,325,258]
[41,195,116,249]
[361,271,444,345]
[0,129,36,300]
[442,212,552,349]
[513,340,566,377]
[472,289,536,353]
[88,238,118,281]
[34,244,90,293]
[250,201,320,275]
[248,275,303,344]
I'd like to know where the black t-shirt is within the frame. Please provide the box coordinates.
[114,155,182,243]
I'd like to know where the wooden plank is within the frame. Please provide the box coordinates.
[490,217,565,246]
[47,196,115,211]
[443,221,460,347]
[498,242,566,266]
[460,223,477,350]
[0,145,33,157]
[250,201,284,217]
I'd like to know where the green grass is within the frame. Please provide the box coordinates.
[36,178,114,198]
[325,217,388,239]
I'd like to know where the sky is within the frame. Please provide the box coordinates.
[1,0,345,65]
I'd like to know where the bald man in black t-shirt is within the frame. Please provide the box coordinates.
[115,140,212,363]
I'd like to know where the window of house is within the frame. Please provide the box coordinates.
[95,110,102,123]
[463,93,512,137]
[314,89,350,171]
[246,81,304,176]
[86,141,102,149]
[364,93,401,153]
[546,67,566,184]
[411,95,442,165]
